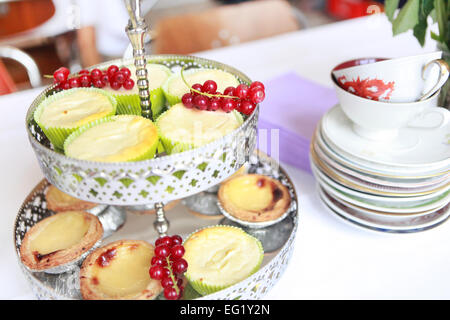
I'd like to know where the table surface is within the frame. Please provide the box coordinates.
[2,15,449,300]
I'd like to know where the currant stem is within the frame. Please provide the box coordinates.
[180,66,238,100]
[165,256,180,296]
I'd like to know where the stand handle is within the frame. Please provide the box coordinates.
[124,0,153,120]
[153,202,170,237]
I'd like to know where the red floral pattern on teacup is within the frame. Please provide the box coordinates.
[337,76,395,101]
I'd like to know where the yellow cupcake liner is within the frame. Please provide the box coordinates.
[63,115,159,162]
[156,109,244,155]
[34,88,117,150]
[113,87,167,119]
[184,225,264,296]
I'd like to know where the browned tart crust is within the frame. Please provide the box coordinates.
[80,240,163,300]
[46,184,97,212]
[20,211,103,271]
[218,174,291,222]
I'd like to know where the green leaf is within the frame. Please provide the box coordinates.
[414,0,435,46]
[434,0,447,42]
[385,0,400,22]
[392,0,420,35]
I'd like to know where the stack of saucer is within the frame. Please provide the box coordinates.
[310,105,450,233]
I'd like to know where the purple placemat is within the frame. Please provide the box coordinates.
[257,72,338,173]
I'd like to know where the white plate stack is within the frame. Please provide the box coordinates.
[310,105,450,233]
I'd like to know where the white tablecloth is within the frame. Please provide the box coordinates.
[2,15,449,300]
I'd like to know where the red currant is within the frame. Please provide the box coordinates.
[149,265,165,280]
[78,69,89,75]
[154,245,171,258]
[110,81,121,90]
[93,79,105,88]
[235,84,249,99]
[208,97,221,111]
[107,65,119,79]
[156,236,173,247]
[202,80,217,94]
[191,83,203,94]
[101,73,109,84]
[151,256,167,267]
[250,81,265,91]
[123,78,135,90]
[114,71,126,84]
[172,258,188,274]
[171,235,183,246]
[171,245,185,260]
[120,67,132,79]
[68,77,80,88]
[182,93,194,108]
[249,88,265,104]
[239,100,256,115]
[61,81,70,90]
[193,95,209,110]
[164,287,179,300]
[53,67,70,83]
[221,98,236,112]
[79,74,91,87]
[224,86,236,97]
[161,276,175,289]
[90,68,102,80]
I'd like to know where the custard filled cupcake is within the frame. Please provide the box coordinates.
[156,103,243,154]
[218,174,291,223]
[64,115,159,162]
[162,68,240,106]
[46,184,97,212]
[34,88,117,150]
[20,211,103,272]
[104,64,172,117]
[80,240,163,300]
[184,225,263,295]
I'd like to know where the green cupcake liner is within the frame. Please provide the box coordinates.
[113,87,167,119]
[184,225,264,296]
[34,88,117,150]
[63,115,159,162]
[156,108,244,155]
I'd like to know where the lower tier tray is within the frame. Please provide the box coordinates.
[14,152,299,300]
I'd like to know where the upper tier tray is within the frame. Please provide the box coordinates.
[26,55,258,206]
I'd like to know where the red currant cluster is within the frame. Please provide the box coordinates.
[149,234,188,300]
[181,80,265,115]
[52,65,135,91]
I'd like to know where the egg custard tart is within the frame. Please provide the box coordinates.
[20,211,103,271]
[80,240,162,300]
[184,225,263,295]
[45,184,97,212]
[218,174,291,222]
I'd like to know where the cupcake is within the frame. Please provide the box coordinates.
[156,103,243,154]
[20,211,103,272]
[184,225,264,295]
[218,174,291,223]
[80,240,163,300]
[46,184,97,212]
[162,68,240,106]
[64,115,159,162]
[104,64,172,118]
[34,88,117,150]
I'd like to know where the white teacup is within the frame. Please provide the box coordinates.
[332,52,449,103]
[332,75,449,141]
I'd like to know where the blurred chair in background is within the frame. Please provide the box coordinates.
[0,46,41,95]
[152,0,308,55]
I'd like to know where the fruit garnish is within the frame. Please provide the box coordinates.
[179,67,265,115]
[47,65,135,91]
[149,234,188,300]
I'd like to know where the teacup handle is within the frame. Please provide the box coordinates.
[419,59,450,101]
[407,107,449,129]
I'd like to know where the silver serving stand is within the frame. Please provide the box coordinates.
[15,0,299,300]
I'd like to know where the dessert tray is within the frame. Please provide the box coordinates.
[14,151,299,300]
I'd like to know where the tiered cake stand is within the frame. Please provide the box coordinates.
[14,1,299,299]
